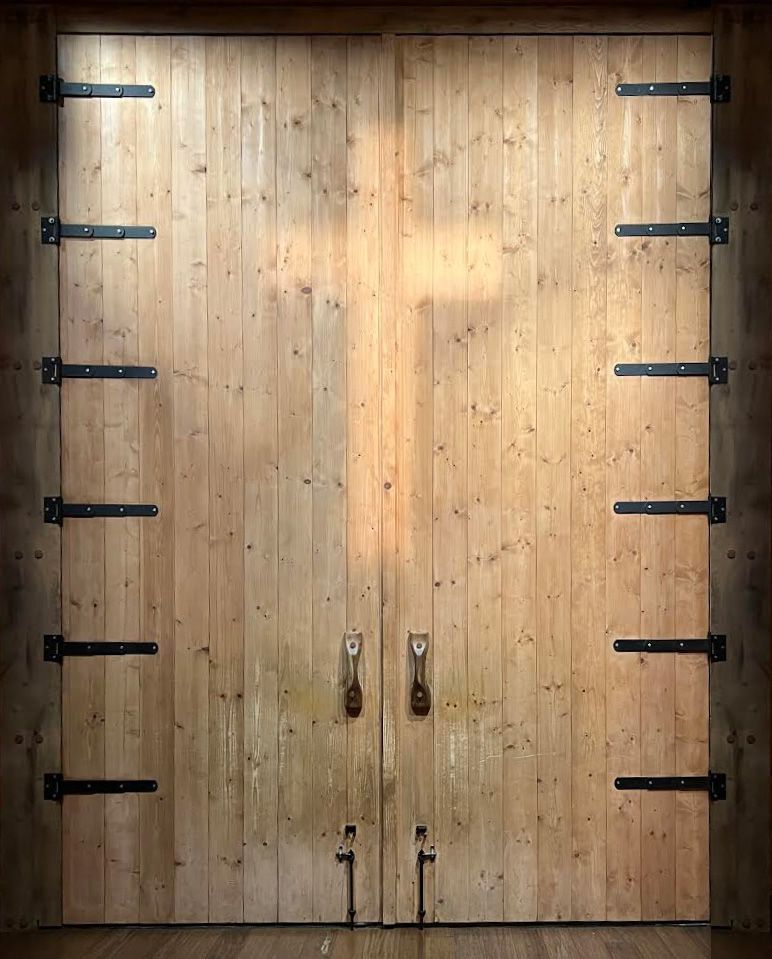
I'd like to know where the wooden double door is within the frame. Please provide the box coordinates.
[57,32,712,924]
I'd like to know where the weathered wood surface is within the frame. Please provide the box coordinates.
[0,3,60,931]
[54,4,713,36]
[711,4,772,933]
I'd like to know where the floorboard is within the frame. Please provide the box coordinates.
[0,925,726,959]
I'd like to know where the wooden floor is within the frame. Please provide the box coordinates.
[0,925,720,959]
[4,925,771,958]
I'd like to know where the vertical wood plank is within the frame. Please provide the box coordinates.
[711,8,772,932]
[395,37,435,924]
[171,35,209,923]
[59,33,106,925]
[136,35,174,923]
[100,33,141,925]
[467,35,504,924]
[638,36,677,923]
[346,36,383,923]
[605,35,643,922]
[242,35,279,924]
[0,4,61,929]
[502,35,538,923]
[310,35,348,923]
[205,36,244,923]
[379,33,399,928]
[535,35,573,922]
[674,34,711,922]
[432,34,469,924]
[570,34,608,923]
[276,36,314,922]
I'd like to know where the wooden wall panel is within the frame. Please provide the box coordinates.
[432,34,469,924]
[309,36,348,924]
[605,35,643,922]
[501,34,538,925]
[0,3,60,930]
[59,34,107,924]
[170,35,209,923]
[570,34,607,923]
[638,37,677,922]
[136,35,174,924]
[711,5,772,933]
[99,34,141,924]
[535,34,572,922]
[241,36,280,923]
[346,36,383,923]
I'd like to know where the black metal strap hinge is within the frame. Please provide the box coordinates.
[44,634,158,664]
[40,74,155,102]
[615,772,727,802]
[44,773,158,802]
[614,633,727,663]
[615,74,731,104]
[615,216,729,245]
[42,356,158,386]
[614,356,729,385]
[41,216,156,245]
[613,495,726,524]
[44,496,158,525]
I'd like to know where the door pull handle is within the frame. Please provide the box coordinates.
[409,631,431,716]
[344,631,363,718]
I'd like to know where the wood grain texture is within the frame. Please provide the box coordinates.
[605,34,643,922]
[501,34,538,924]
[276,36,314,922]
[0,923,714,959]
[570,34,607,923]
[54,4,713,36]
[0,3,60,930]
[535,35,572,922]
[638,36,677,922]
[346,36,383,923]
[241,36,279,923]
[59,33,107,924]
[674,34,711,923]
[432,34,469,924]
[378,31,399,928]
[310,35,348,923]
[99,34,141,924]
[205,36,244,922]
[136,36,175,923]
[170,35,209,923]
[711,6,772,933]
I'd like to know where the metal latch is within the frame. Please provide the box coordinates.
[344,631,363,718]
[409,631,431,716]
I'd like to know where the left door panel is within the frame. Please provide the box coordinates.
[57,33,383,923]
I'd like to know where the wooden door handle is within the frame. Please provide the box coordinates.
[344,631,363,717]
[409,631,431,716]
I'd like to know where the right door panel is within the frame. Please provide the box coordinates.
[382,33,711,924]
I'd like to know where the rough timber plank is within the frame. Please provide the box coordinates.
[242,35,279,924]
[711,6,771,933]
[0,2,60,930]
[170,34,209,923]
